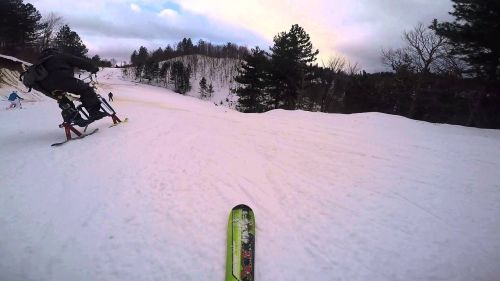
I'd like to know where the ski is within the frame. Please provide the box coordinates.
[51,128,99,147]
[109,117,128,128]
[225,204,255,281]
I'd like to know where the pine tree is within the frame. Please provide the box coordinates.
[432,0,500,80]
[170,61,191,94]
[233,47,270,113]
[54,24,88,57]
[91,54,101,66]
[144,58,159,82]
[199,77,208,99]
[177,38,194,55]
[181,65,192,94]
[130,50,139,66]
[159,62,170,85]
[0,0,43,56]
[134,64,144,81]
[207,83,215,98]
[269,24,319,109]
[170,61,183,91]
[136,46,149,65]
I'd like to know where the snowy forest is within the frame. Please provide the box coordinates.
[2,0,499,128]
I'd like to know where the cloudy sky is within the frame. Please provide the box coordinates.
[26,0,454,72]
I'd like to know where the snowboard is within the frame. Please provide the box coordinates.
[225,204,255,281]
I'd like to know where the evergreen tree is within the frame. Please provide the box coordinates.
[0,0,43,55]
[182,65,192,93]
[54,24,88,57]
[130,50,139,65]
[170,61,182,90]
[151,47,164,62]
[233,47,270,113]
[170,61,191,94]
[131,46,149,81]
[91,54,101,66]
[432,0,500,80]
[199,77,208,99]
[177,38,194,55]
[269,24,319,109]
[207,83,215,98]
[144,58,159,82]
[134,64,144,81]
[159,62,170,85]
[152,61,160,82]
[136,46,149,65]
[163,45,175,59]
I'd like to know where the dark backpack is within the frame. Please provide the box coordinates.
[19,56,53,92]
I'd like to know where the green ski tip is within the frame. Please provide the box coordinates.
[225,205,255,281]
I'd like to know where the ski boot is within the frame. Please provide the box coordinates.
[60,102,90,127]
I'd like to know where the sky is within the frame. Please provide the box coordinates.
[26,0,454,72]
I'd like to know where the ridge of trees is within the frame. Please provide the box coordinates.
[129,38,249,67]
[234,13,499,128]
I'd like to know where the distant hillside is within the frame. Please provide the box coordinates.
[122,55,242,108]
[0,54,46,102]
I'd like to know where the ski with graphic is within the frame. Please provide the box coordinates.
[225,204,255,281]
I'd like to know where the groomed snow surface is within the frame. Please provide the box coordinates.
[1,68,500,281]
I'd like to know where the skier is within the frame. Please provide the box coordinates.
[32,48,108,127]
[6,90,23,109]
[108,92,113,102]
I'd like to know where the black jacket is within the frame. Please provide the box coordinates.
[39,53,99,79]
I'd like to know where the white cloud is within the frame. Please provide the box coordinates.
[26,0,454,72]
[170,0,454,71]
[159,9,178,18]
[130,3,141,12]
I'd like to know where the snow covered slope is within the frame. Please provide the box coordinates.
[0,54,47,102]
[122,55,240,107]
[1,68,500,281]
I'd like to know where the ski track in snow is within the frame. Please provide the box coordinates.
[1,68,500,281]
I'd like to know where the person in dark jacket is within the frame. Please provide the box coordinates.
[108,92,113,102]
[35,48,108,126]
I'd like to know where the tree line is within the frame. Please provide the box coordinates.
[233,0,499,128]
[127,40,248,94]
[130,38,249,65]
[0,0,114,66]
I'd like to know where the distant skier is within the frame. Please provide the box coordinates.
[6,90,23,109]
[28,48,108,127]
[108,92,113,102]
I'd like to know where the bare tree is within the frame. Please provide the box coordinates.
[381,22,466,117]
[346,61,361,75]
[325,56,347,73]
[382,22,461,75]
[382,48,416,73]
[403,23,445,73]
[39,12,64,50]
